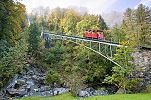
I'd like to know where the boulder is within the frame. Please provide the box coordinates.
[0,90,4,98]
[13,79,26,89]
[33,88,39,92]
[6,88,27,97]
[3,66,70,98]
[39,86,51,92]
[96,90,109,95]
[41,91,52,96]
[116,88,126,94]
[53,88,69,95]
[26,80,34,86]
[16,79,26,86]
[78,90,89,97]
[27,70,34,76]
[6,75,19,89]
[106,87,117,94]
[31,75,44,83]
[85,88,96,96]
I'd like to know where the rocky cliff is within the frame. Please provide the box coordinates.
[132,49,151,86]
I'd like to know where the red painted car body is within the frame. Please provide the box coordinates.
[83,30,104,39]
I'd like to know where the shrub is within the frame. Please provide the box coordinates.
[145,84,151,93]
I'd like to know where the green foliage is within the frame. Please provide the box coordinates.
[122,4,151,48]
[60,9,80,35]
[76,20,91,36]
[41,7,107,36]
[0,1,27,89]
[28,22,41,54]
[145,84,151,93]
[44,69,60,85]
[122,8,139,47]
[98,15,108,30]
[76,15,102,36]
[135,4,151,47]
[65,73,85,96]
[104,4,151,93]
[43,40,113,95]
[126,78,142,93]
[0,1,26,45]
[45,43,64,65]
[0,32,28,89]
[112,25,125,43]
[104,42,140,93]
[1,2,150,96]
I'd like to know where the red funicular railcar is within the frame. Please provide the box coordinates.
[83,30,104,40]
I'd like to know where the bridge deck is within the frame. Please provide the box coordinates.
[47,33,123,47]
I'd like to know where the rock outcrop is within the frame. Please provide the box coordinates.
[132,49,151,91]
[0,67,69,99]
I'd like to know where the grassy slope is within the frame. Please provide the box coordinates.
[18,93,151,100]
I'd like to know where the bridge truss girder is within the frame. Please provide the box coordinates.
[43,33,122,67]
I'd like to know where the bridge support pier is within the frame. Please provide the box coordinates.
[99,43,101,52]
[110,45,112,58]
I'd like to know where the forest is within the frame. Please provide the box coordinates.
[0,0,151,99]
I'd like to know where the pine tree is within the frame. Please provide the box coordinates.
[122,8,142,48]
[0,1,26,45]
[112,24,125,43]
[98,15,108,30]
[122,5,151,48]
[28,21,41,55]
[135,4,151,47]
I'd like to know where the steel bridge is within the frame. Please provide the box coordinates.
[41,32,124,67]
